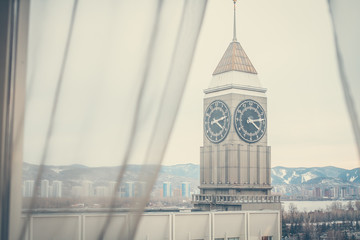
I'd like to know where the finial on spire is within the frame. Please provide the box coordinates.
[233,0,237,42]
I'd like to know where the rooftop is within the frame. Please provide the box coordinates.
[213,41,257,75]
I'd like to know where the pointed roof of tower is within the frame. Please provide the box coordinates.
[213,41,257,75]
[213,0,257,76]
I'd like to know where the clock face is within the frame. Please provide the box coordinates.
[234,99,267,143]
[204,100,231,143]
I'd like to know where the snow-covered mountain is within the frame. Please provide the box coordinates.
[271,166,359,185]
[22,162,200,191]
[23,162,360,186]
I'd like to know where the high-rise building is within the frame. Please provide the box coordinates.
[181,182,191,198]
[324,188,331,198]
[314,187,321,198]
[95,186,108,197]
[48,185,53,197]
[108,181,118,196]
[52,181,62,198]
[40,179,49,198]
[125,182,134,197]
[341,187,347,198]
[334,186,340,198]
[173,188,181,197]
[23,180,34,197]
[135,181,146,198]
[163,182,172,197]
[193,0,280,211]
[82,181,93,197]
[71,186,83,197]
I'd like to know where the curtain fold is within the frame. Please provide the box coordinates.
[328,0,360,160]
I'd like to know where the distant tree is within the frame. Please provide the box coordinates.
[282,219,288,237]
[303,231,311,240]
[355,201,360,231]
[335,230,344,240]
[321,223,327,233]
[290,223,295,235]
[355,201,360,211]
[327,230,335,239]
[289,203,298,223]
[347,201,354,211]
[303,222,311,240]
[296,222,303,233]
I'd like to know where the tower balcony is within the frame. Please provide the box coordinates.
[192,194,281,206]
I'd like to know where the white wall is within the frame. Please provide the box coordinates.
[22,210,280,240]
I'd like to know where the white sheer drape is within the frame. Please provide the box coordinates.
[22,0,207,238]
[328,0,360,159]
[19,0,360,238]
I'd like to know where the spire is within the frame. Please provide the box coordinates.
[212,0,257,75]
[233,0,237,42]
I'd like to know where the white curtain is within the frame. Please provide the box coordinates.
[20,0,360,238]
[22,0,207,238]
[328,0,360,159]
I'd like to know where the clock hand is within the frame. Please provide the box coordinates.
[210,117,224,129]
[251,122,260,130]
[251,121,260,130]
[211,116,227,125]
[216,116,227,122]
[215,121,223,129]
[251,118,265,123]
[247,118,260,130]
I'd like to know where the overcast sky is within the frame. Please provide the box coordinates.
[163,0,358,169]
[25,0,358,169]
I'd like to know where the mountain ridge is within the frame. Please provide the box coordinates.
[22,162,360,186]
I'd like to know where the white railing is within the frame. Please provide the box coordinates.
[192,194,280,205]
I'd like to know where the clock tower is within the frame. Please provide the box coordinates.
[193,0,280,211]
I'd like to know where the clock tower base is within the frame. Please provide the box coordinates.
[192,143,281,211]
